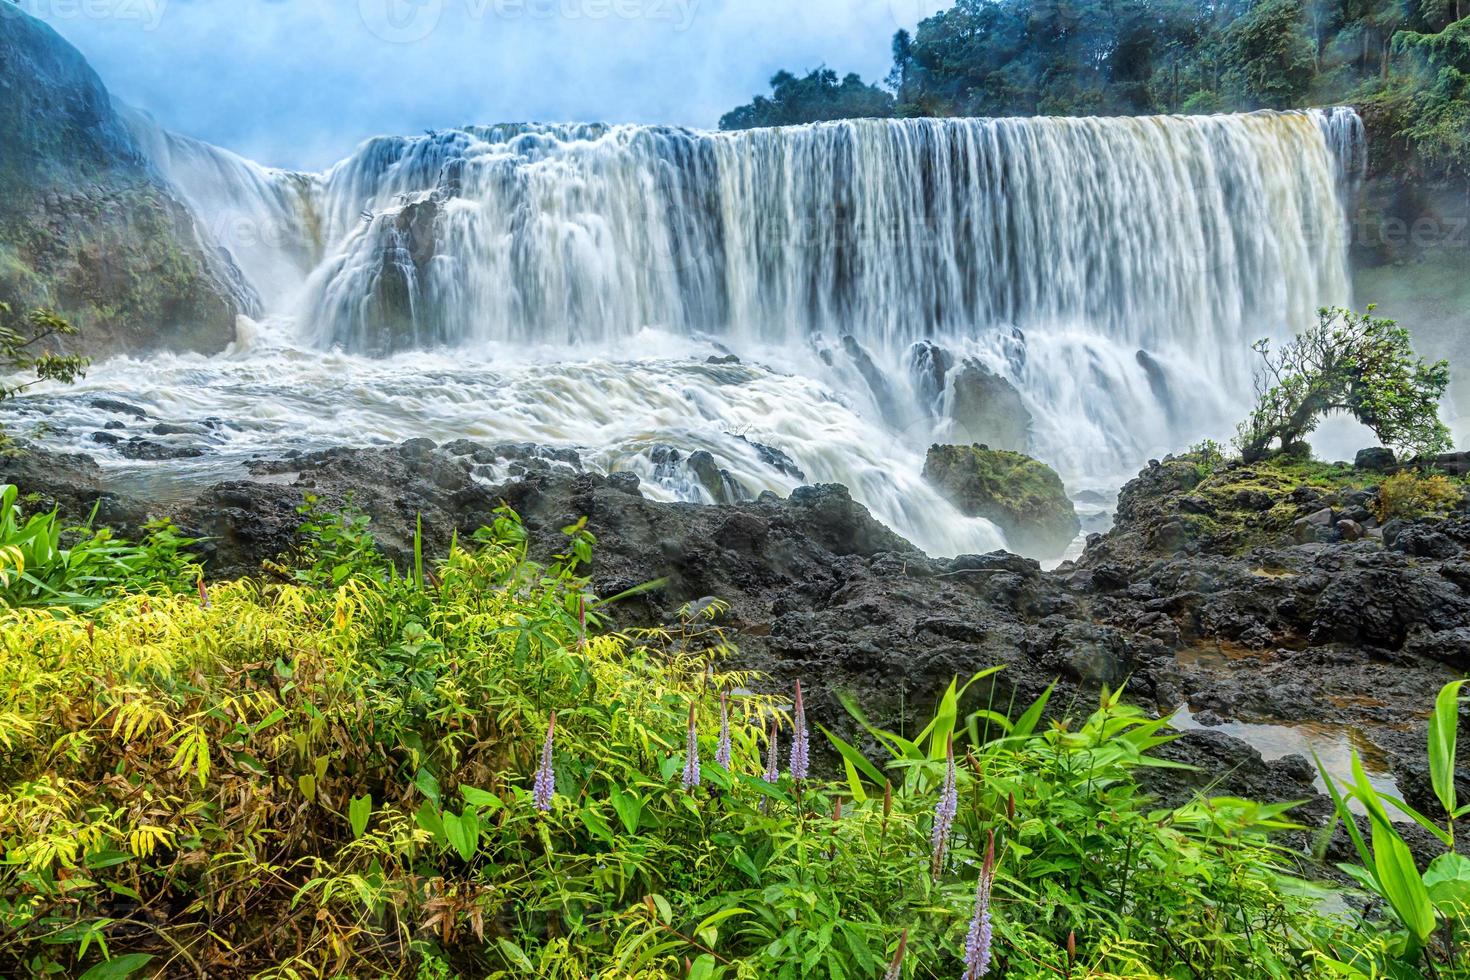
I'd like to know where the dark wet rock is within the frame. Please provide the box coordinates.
[922,444,1080,559]
[739,437,805,482]
[947,359,1032,452]
[119,439,205,461]
[705,354,741,365]
[91,398,148,419]
[908,341,953,411]
[151,422,210,437]
[90,431,120,446]
[1355,447,1397,471]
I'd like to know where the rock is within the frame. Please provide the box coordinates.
[91,398,149,419]
[1426,452,1470,477]
[1355,447,1397,471]
[0,9,247,356]
[606,471,642,495]
[705,354,741,365]
[90,431,120,446]
[738,437,805,482]
[687,450,749,504]
[947,359,1032,452]
[1337,519,1365,542]
[1390,525,1462,559]
[119,439,205,461]
[840,335,902,426]
[907,341,953,410]
[922,444,1080,558]
[151,422,210,437]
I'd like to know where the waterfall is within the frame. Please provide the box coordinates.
[84,108,1363,558]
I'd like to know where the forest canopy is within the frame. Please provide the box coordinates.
[719,0,1470,178]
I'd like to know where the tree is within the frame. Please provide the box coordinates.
[1227,0,1318,106]
[0,303,86,450]
[718,69,896,131]
[1235,306,1452,461]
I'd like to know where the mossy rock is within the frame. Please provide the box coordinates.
[922,444,1080,558]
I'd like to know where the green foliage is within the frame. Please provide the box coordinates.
[1314,680,1470,972]
[1236,306,1451,462]
[0,484,200,609]
[0,495,1394,978]
[726,0,1470,177]
[1373,469,1466,521]
[0,303,86,453]
[719,69,895,130]
[1228,0,1318,107]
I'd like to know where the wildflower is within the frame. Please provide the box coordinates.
[761,718,779,813]
[197,577,210,608]
[789,680,809,780]
[682,701,701,790]
[882,778,893,836]
[533,712,556,811]
[963,830,997,979]
[882,928,908,980]
[931,732,957,876]
[828,796,843,859]
[715,689,732,769]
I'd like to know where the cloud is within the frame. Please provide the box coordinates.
[29,0,948,169]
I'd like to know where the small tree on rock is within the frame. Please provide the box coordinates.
[1235,305,1451,462]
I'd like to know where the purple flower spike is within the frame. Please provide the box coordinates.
[931,732,958,876]
[533,712,556,811]
[882,928,908,980]
[789,680,809,781]
[682,701,701,791]
[715,690,732,769]
[761,718,779,813]
[963,831,997,979]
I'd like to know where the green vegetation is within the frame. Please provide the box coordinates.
[719,69,895,130]
[0,303,85,452]
[922,443,1081,557]
[1373,469,1467,520]
[723,0,1470,178]
[1236,306,1451,462]
[1316,679,1470,971]
[3,494,1463,977]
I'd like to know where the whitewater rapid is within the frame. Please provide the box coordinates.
[16,110,1365,557]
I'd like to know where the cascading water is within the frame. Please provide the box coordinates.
[22,109,1364,558]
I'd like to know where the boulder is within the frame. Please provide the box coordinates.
[1355,447,1397,471]
[922,444,1080,558]
[947,359,1033,453]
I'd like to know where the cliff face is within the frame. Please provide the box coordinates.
[0,8,253,356]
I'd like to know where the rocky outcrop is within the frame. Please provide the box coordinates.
[922,443,1080,558]
[0,8,249,356]
[947,359,1032,452]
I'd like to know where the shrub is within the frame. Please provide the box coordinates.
[1373,471,1465,523]
[0,304,86,452]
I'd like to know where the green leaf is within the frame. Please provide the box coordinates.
[1428,680,1464,818]
[686,954,718,980]
[610,788,646,835]
[78,954,154,980]
[415,800,447,845]
[460,786,503,811]
[496,938,535,971]
[348,794,373,839]
[414,767,441,806]
[1424,852,1470,914]
[819,725,884,795]
[1011,682,1055,739]
[1370,818,1437,945]
[444,807,480,861]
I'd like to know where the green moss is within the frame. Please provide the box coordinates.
[922,443,1080,557]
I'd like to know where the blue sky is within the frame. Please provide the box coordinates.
[29,0,946,170]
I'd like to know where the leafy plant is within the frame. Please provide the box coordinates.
[1314,680,1470,974]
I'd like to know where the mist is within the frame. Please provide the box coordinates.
[25,0,947,170]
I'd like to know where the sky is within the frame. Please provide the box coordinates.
[26,0,948,170]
